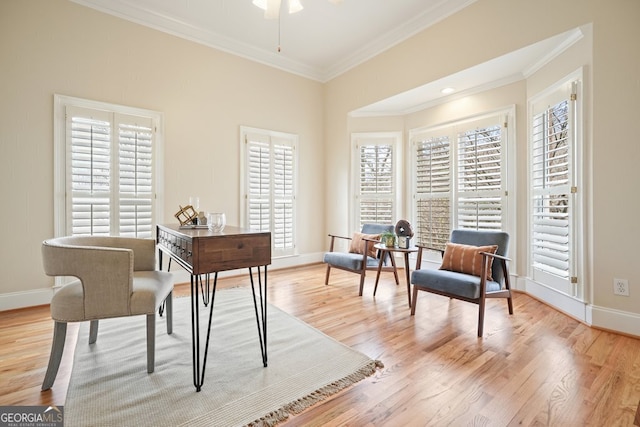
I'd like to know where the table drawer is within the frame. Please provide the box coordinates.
[158,229,192,264]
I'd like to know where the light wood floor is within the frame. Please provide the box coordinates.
[2,263,640,426]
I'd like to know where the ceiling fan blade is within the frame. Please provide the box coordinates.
[288,0,304,14]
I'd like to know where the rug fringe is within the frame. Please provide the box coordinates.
[245,359,384,427]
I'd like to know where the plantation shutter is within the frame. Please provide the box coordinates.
[457,124,503,231]
[244,130,296,257]
[247,134,271,233]
[66,106,156,238]
[531,94,573,290]
[414,135,451,249]
[273,138,295,251]
[67,107,112,236]
[117,115,154,237]
[357,143,394,229]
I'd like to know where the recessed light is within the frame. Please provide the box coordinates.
[441,87,455,94]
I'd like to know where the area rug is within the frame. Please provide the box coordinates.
[64,288,382,426]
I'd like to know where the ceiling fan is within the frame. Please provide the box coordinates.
[253,0,344,19]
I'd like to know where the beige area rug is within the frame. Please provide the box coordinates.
[64,288,383,426]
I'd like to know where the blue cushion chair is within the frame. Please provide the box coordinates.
[323,223,399,296]
[410,229,513,337]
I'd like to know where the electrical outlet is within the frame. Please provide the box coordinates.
[613,278,629,296]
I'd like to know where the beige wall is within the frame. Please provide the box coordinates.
[2,0,640,334]
[0,0,324,303]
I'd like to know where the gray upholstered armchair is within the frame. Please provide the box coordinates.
[40,236,174,390]
[410,229,513,337]
[323,223,399,296]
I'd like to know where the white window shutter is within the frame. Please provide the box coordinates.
[117,114,155,238]
[273,140,294,251]
[357,143,394,228]
[456,124,503,231]
[414,135,451,249]
[531,99,572,284]
[67,107,112,236]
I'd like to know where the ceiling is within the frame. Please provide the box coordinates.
[71,0,477,82]
[71,0,584,115]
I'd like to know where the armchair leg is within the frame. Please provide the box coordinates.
[324,265,332,286]
[146,313,155,373]
[42,321,67,391]
[166,291,173,335]
[358,271,366,296]
[89,320,99,344]
[477,300,486,337]
[410,286,418,315]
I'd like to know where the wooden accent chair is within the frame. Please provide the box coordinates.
[40,236,174,390]
[410,229,513,337]
[323,223,399,296]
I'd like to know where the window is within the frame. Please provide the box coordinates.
[352,132,401,231]
[410,113,511,250]
[54,95,163,238]
[529,74,582,298]
[241,126,297,257]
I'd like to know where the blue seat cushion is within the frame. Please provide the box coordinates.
[323,252,379,271]
[411,268,501,301]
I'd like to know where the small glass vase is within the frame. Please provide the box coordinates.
[207,212,226,232]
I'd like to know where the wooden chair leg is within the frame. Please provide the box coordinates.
[410,286,419,315]
[477,300,486,337]
[89,320,99,344]
[42,321,67,391]
[165,291,173,335]
[324,265,332,285]
[147,313,155,373]
[358,269,367,296]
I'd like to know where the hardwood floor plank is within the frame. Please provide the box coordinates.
[1,263,640,425]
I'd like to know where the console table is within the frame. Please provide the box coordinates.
[156,224,271,391]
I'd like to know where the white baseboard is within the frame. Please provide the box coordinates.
[515,276,589,323]
[0,288,54,312]
[516,276,640,338]
[589,305,640,337]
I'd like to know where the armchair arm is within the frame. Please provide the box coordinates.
[480,251,511,291]
[414,244,445,270]
[327,233,352,252]
[480,251,511,262]
[42,242,134,318]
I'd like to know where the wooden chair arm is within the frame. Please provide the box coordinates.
[480,251,511,263]
[414,244,445,270]
[327,233,352,252]
[327,233,352,241]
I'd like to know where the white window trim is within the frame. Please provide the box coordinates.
[350,131,403,233]
[53,94,165,238]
